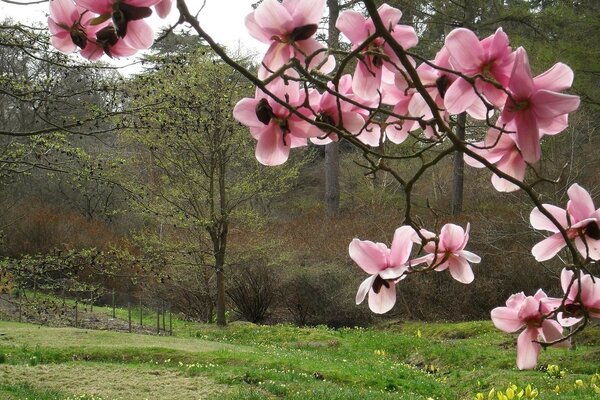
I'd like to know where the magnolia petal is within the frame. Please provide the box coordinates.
[154,0,172,18]
[254,0,293,36]
[378,3,403,30]
[534,63,574,92]
[557,312,582,328]
[245,12,273,43]
[490,306,523,333]
[296,38,335,74]
[531,232,567,262]
[233,98,262,128]
[341,112,366,136]
[50,30,77,53]
[509,48,534,99]
[530,205,567,232]
[575,236,600,261]
[492,149,526,192]
[255,123,290,166]
[108,40,138,58]
[408,93,432,120]
[75,0,111,14]
[445,28,483,72]
[440,223,465,252]
[459,250,481,263]
[335,10,368,44]
[389,225,415,266]
[447,256,474,284]
[514,110,540,164]
[491,174,520,193]
[349,239,388,275]
[390,25,418,50]
[122,19,154,49]
[539,114,568,136]
[356,275,376,305]
[50,0,79,22]
[567,183,595,222]
[283,0,325,27]
[541,320,567,347]
[531,90,580,119]
[352,59,382,101]
[259,41,293,80]
[465,94,490,121]
[379,265,408,280]
[444,78,478,115]
[487,28,510,62]
[516,328,541,370]
[385,116,412,144]
[368,282,396,314]
[356,123,381,147]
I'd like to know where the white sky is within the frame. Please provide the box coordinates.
[0,0,267,66]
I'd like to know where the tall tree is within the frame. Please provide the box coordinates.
[121,50,299,326]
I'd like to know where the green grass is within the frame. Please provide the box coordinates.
[0,319,598,399]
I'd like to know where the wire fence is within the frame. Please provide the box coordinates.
[0,289,174,335]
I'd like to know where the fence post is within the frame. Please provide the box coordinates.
[128,302,132,333]
[139,298,143,327]
[75,298,78,328]
[90,291,93,313]
[169,309,173,336]
[156,308,160,335]
[161,301,166,331]
[111,289,116,318]
[18,285,22,323]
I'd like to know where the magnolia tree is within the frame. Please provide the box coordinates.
[45,0,599,370]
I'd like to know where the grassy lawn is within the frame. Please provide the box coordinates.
[0,320,598,399]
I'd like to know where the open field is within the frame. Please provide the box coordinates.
[0,319,598,399]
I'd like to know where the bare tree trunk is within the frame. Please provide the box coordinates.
[451,112,466,216]
[215,266,226,326]
[325,0,341,217]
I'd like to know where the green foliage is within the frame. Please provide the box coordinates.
[0,319,598,399]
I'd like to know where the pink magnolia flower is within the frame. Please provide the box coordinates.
[557,268,600,326]
[530,184,600,261]
[406,47,466,129]
[412,223,481,284]
[444,28,515,116]
[491,290,565,370]
[500,47,580,163]
[154,0,172,18]
[76,0,160,49]
[233,79,314,166]
[80,25,138,60]
[465,124,526,193]
[307,75,381,146]
[350,225,415,314]
[48,0,103,54]
[336,3,418,100]
[245,0,334,80]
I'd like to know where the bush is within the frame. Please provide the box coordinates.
[227,264,278,323]
[280,263,372,328]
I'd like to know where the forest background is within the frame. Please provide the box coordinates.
[0,0,599,328]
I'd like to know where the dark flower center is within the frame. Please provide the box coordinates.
[255,98,274,125]
[316,112,335,131]
[96,26,119,57]
[585,221,600,240]
[288,24,318,42]
[372,275,391,294]
[436,75,450,99]
[70,28,88,49]
[112,1,153,38]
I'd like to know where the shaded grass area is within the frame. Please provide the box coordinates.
[0,320,598,399]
